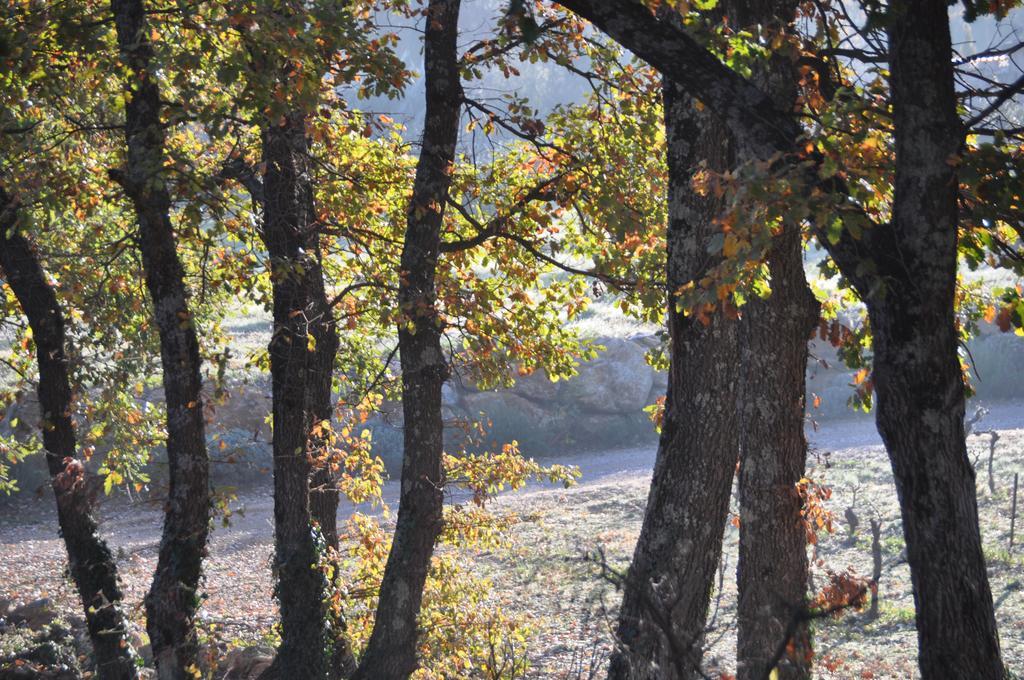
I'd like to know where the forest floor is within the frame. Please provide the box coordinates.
[1,419,1022,678]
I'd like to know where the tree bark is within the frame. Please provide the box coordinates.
[219,156,342,549]
[350,1,461,677]
[862,4,1004,677]
[309,323,342,550]
[607,81,739,680]
[0,187,139,680]
[728,3,818,679]
[736,223,817,680]
[257,110,355,679]
[220,115,351,678]
[110,1,211,676]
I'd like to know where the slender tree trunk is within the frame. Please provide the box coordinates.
[218,160,341,549]
[219,120,351,678]
[736,221,817,680]
[729,4,818,679]
[350,2,461,677]
[110,2,211,678]
[0,187,139,680]
[861,5,1004,677]
[309,321,342,550]
[257,111,355,680]
[608,81,739,680]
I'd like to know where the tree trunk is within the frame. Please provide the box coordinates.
[607,81,739,680]
[217,163,341,538]
[729,4,818,679]
[0,187,139,680]
[736,220,817,680]
[110,1,211,677]
[350,2,461,677]
[309,321,342,550]
[257,111,355,679]
[862,4,1004,676]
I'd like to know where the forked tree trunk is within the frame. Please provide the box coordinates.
[110,1,211,676]
[862,4,1004,676]
[552,3,1006,676]
[730,3,818,678]
[0,187,139,680]
[607,80,739,680]
[350,1,461,677]
[257,111,355,679]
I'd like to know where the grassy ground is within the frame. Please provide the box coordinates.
[472,427,1024,678]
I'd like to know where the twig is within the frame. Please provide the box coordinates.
[1011,472,1019,553]
[869,518,882,620]
[987,431,1000,495]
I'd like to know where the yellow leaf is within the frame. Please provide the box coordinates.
[723,233,740,258]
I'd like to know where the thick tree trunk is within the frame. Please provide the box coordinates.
[258,112,355,680]
[862,4,1004,677]
[0,187,139,680]
[110,1,211,677]
[607,81,739,680]
[729,4,818,679]
[350,2,461,677]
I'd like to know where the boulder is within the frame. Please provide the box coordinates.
[511,369,562,403]
[563,338,654,415]
[461,391,560,453]
[441,383,461,407]
[462,391,553,429]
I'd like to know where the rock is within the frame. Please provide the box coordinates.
[968,332,1024,400]
[219,646,275,680]
[575,411,656,449]
[461,391,560,453]
[511,369,562,403]
[8,600,56,630]
[630,333,663,350]
[563,338,654,414]
[462,391,553,428]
